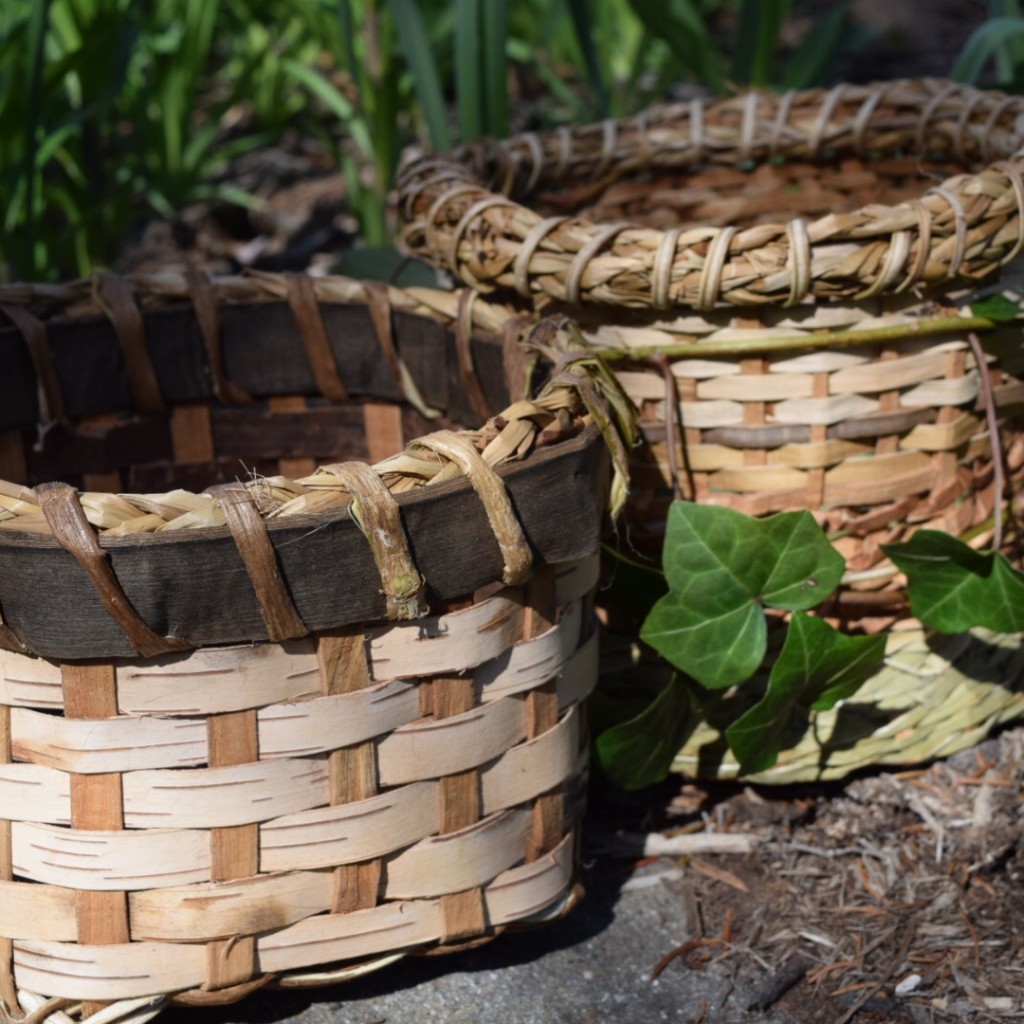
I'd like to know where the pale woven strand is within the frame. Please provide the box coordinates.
[927,185,969,279]
[739,91,759,161]
[423,183,481,258]
[520,132,545,193]
[768,89,798,156]
[785,218,812,307]
[915,82,962,153]
[808,83,847,157]
[955,88,991,163]
[896,198,933,292]
[689,96,705,163]
[514,216,570,297]
[857,229,913,299]
[552,125,574,182]
[697,226,737,310]
[15,992,167,1024]
[593,118,618,179]
[651,227,683,309]
[993,159,1024,265]
[982,96,1021,161]
[447,196,519,273]
[565,223,630,305]
[412,431,532,586]
[276,954,408,989]
[852,84,888,153]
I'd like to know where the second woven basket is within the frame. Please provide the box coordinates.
[398,79,1024,782]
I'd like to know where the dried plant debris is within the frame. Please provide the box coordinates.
[608,726,1024,1022]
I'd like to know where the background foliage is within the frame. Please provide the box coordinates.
[1,0,1021,282]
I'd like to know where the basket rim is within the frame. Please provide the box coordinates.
[397,78,1024,311]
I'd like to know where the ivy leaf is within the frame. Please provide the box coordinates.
[641,503,844,689]
[724,613,886,775]
[594,674,694,790]
[883,530,1024,633]
[970,293,1024,322]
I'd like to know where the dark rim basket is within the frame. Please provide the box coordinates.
[0,271,626,1019]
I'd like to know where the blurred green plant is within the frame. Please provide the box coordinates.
[0,0,880,283]
[951,0,1024,90]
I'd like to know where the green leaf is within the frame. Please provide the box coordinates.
[883,530,1024,633]
[595,674,694,789]
[640,503,844,689]
[725,613,886,775]
[970,293,1023,322]
[388,0,451,150]
[951,17,1024,83]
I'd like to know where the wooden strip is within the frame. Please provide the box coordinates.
[433,597,486,942]
[13,940,206,1002]
[62,661,129,1016]
[11,706,207,772]
[0,697,16,1006]
[0,430,27,484]
[130,871,334,943]
[1,427,604,660]
[829,349,954,393]
[122,758,329,830]
[12,821,211,890]
[268,396,318,477]
[169,404,215,465]
[521,567,562,864]
[484,832,575,927]
[899,411,981,451]
[377,695,527,787]
[0,763,70,824]
[696,372,814,401]
[319,626,382,915]
[0,880,76,942]
[260,781,440,873]
[206,709,260,990]
[383,809,531,900]
[363,403,406,464]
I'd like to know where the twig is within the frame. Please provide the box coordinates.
[967,330,1006,552]
[745,955,811,1011]
[596,832,760,857]
[594,313,1006,362]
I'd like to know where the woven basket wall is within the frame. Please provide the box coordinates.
[397,79,1024,781]
[0,273,610,1018]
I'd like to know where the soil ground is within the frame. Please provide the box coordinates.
[125,3,1024,1021]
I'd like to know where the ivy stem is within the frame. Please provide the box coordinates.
[967,330,1005,553]
[592,313,1006,362]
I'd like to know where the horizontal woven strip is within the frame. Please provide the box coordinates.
[0,635,596,832]
[11,835,575,1000]
[398,80,1024,308]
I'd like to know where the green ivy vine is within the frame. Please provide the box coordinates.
[594,502,1024,789]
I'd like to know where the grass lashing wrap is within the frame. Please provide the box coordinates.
[0,273,633,1021]
[397,79,1024,783]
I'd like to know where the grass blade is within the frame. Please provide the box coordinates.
[951,16,1024,82]
[480,0,508,138]
[454,0,482,141]
[627,0,726,93]
[733,0,789,86]
[566,0,610,117]
[781,3,854,89]
[388,0,451,149]
[24,0,53,277]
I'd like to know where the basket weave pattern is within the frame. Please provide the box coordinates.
[398,79,1024,309]
[0,274,611,1015]
[396,80,1024,783]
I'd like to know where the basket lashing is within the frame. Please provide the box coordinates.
[0,281,628,1018]
[397,80,1024,310]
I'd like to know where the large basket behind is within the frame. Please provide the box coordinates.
[397,80,1024,782]
[0,273,610,1019]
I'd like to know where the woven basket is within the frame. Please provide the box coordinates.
[0,272,614,1019]
[397,79,1024,780]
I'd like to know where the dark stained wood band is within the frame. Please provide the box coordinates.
[2,427,604,659]
[210,485,309,642]
[0,302,509,431]
[284,273,349,402]
[94,273,166,415]
[184,270,253,406]
[34,482,192,657]
[455,290,493,424]
[0,304,66,425]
